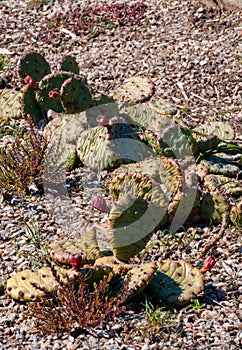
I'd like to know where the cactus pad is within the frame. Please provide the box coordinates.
[48,229,102,264]
[18,53,51,82]
[203,174,242,196]
[60,77,93,114]
[21,85,44,124]
[149,259,204,305]
[193,121,235,141]
[108,194,166,261]
[198,156,241,178]
[200,190,231,224]
[6,266,78,301]
[37,72,72,114]
[0,89,22,119]
[109,77,154,103]
[124,261,157,299]
[60,56,80,74]
[230,198,242,227]
[94,256,132,275]
[148,99,177,116]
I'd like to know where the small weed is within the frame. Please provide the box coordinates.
[190,298,205,310]
[0,117,46,197]
[145,301,173,326]
[19,221,50,265]
[0,55,7,70]
[180,107,191,116]
[138,300,175,341]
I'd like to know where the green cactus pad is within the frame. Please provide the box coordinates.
[193,121,235,141]
[6,266,78,301]
[0,89,22,119]
[124,261,157,299]
[203,174,242,196]
[48,229,102,264]
[37,72,72,114]
[76,126,120,170]
[110,172,153,202]
[60,56,80,74]
[22,85,44,124]
[149,259,204,306]
[76,124,152,171]
[121,102,171,131]
[18,52,51,82]
[44,112,87,170]
[94,256,132,275]
[60,77,93,114]
[109,77,154,103]
[230,198,242,227]
[200,190,231,224]
[108,194,166,261]
[148,99,177,116]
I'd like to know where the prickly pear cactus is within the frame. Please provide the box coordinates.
[230,198,242,227]
[0,89,22,119]
[21,85,44,124]
[60,56,80,74]
[193,121,235,141]
[124,261,157,299]
[48,228,103,264]
[37,72,72,114]
[108,194,167,261]
[198,155,241,178]
[94,256,132,275]
[109,77,154,103]
[60,77,93,114]
[200,190,231,224]
[6,266,78,301]
[149,259,204,306]
[203,174,242,196]
[76,123,153,171]
[18,52,51,83]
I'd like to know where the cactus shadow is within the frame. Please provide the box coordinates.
[203,284,227,304]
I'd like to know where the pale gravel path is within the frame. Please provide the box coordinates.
[0,1,241,349]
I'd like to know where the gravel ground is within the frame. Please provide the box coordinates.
[0,0,242,349]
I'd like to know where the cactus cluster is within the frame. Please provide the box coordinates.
[1,52,242,333]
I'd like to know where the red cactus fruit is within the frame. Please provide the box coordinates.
[201,255,216,273]
[70,254,83,271]
[97,115,109,126]
[91,195,110,213]
[24,75,39,89]
[49,90,61,99]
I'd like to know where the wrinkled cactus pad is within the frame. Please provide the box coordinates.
[149,259,204,305]
[200,190,231,224]
[108,194,166,261]
[18,52,51,82]
[203,174,242,196]
[193,121,235,141]
[48,229,102,264]
[109,77,154,103]
[6,266,78,301]
[230,198,242,227]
